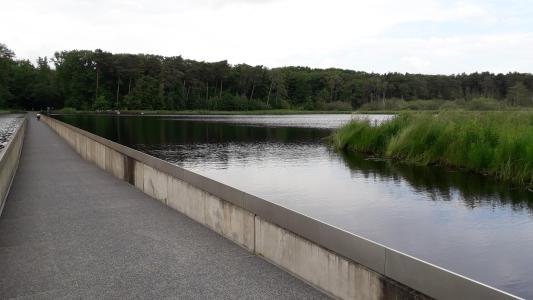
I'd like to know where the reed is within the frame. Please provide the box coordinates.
[332,111,533,186]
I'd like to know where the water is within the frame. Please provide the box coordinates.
[0,115,24,151]
[55,114,533,298]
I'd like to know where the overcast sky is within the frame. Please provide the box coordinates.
[1,0,532,74]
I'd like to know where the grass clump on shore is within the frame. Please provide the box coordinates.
[332,111,533,186]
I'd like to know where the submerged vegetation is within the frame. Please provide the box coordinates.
[332,111,533,186]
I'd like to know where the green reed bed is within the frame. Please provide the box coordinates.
[332,111,533,186]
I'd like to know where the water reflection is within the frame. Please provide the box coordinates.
[54,114,533,298]
[62,114,332,145]
[340,151,533,212]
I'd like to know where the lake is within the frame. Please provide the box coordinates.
[55,113,533,298]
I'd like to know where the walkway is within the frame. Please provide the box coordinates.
[0,116,327,299]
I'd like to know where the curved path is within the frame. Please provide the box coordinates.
[0,116,327,299]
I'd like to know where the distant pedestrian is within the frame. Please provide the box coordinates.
[36,113,41,121]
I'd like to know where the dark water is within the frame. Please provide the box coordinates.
[55,114,533,298]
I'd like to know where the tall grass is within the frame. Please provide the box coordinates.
[332,111,533,186]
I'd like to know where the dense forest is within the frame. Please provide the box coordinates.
[1,43,532,111]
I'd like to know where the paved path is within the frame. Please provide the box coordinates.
[0,116,327,299]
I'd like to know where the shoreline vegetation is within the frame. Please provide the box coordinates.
[51,97,533,115]
[52,108,352,115]
[332,111,533,187]
[357,98,533,112]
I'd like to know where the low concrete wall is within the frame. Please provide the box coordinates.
[41,115,521,300]
[0,116,26,216]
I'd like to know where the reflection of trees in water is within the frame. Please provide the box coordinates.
[139,142,326,171]
[57,114,330,169]
[336,150,533,212]
[57,115,330,145]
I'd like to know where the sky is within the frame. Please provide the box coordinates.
[1,0,532,74]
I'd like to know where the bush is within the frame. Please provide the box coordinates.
[56,107,77,114]
[92,95,111,110]
[440,101,461,110]
[212,95,271,111]
[271,99,291,109]
[324,101,352,111]
[464,98,504,111]
[248,99,271,110]
[404,99,445,110]
[358,98,511,111]
[358,99,445,111]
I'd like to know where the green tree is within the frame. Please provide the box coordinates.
[324,70,342,102]
[53,50,97,109]
[124,75,159,109]
[267,69,287,107]
[3,43,533,111]
[93,95,111,110]
[507,82,532,106]
[0,43,15,107]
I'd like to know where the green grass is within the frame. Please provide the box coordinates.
[332,111,533,186]
[53,109,353,115]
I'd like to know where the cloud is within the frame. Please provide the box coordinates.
[0,0,532,74]
[402,56,431,70]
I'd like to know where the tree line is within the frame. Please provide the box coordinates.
[1,43,532,111]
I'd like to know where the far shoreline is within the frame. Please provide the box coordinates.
[50,109,354,116]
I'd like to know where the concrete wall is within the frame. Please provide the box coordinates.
[0,117,26,216]
[41,115,521,300]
